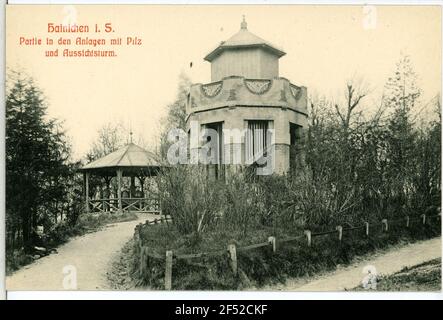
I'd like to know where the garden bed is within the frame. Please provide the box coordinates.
[130,214,441,290]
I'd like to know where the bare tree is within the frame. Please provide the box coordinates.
[334,78,370,130]
[86,121,128,161]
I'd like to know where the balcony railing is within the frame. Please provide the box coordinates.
[187,76,308,115]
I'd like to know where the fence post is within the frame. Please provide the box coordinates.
[165,250,173,290]
[365,222,369,236]
[304,230,312,247]
[137,228,143,255]
[336,226,343,241]
[134,227,140,250]
[140,246,146,275]
[382,219,388,232]
[421,214,426,225]
[228,244,238,275]
[268,236,277,253]
[406,216,410,227]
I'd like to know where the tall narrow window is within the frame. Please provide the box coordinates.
[246,120,269,164]
[204,122,224,179]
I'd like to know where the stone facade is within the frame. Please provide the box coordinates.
[186,19,308,176]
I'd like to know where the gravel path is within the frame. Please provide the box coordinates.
[7,219,440,292]
[264,237,441,291]
[6,213,156,291]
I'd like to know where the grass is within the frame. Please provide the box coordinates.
[107,239,139,290]
[353,258,441,291]
[6,211,138,275]
[130,216,441,290]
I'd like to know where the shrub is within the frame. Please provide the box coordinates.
[156,166,224,235]
[7,211,138,274]
[138,155,441,290]
[132,215,440,290]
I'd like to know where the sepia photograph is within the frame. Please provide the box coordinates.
[2,2,442,299]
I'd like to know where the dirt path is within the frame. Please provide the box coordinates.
[6,213,156,291]
[264,237,441,291]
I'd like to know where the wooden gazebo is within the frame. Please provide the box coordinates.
[79,143,163,213]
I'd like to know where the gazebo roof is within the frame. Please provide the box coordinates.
[81,143,162,172]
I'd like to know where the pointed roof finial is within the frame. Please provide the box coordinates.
[241,15,247,30]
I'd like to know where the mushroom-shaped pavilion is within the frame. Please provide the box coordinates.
[80,143,162,213]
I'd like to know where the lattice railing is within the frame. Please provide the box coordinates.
[88,198,160,213]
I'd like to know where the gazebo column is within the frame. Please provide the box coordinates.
[130,176,136,197]
[117,169,123,213]
[138,176,146,194]
[85,172,90,213]
[104,176,111,212]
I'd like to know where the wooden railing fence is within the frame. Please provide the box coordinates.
[132,213,441,290]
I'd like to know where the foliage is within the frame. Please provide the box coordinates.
[156,165,223,236]
[6,211,138,275]
[129,55,441,289]
[133,216,440,290]
[6,70,74,251]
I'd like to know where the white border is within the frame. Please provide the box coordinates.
[2,0,443,301]
[1,0,6,302]
[5,0,443,4]
[5,290,443,300]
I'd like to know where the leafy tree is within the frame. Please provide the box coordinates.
[383,55,422,214]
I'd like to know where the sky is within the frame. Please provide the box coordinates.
[6,5,441,160]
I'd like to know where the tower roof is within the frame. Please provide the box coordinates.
[204,17,286,62]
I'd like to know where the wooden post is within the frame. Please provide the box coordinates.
[228,244,237,275]
[144,247,149,275]
[268,236,276,253]
[304,230,311,247]
[382,219,388,232]
[138,232,143,254]
[85,172,90,213]
[165,250,173,290]
[103,176,110,212]
[133,230,138,251]
[117,169,123,213]
[336,226,343,241]
[365,222,369,236]
[139,176,146,194]
[130,176,136,198]
[140,246,146,275]
[421,214,426,225]
[406,216,410,227]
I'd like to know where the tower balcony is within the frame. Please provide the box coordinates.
[186,76,308,118]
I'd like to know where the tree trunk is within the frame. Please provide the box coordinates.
[22,213,31,251]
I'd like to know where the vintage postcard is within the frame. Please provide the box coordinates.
[3,2,442,296]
